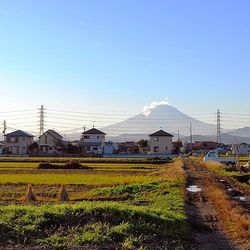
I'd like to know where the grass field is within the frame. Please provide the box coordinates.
[191,156,250,186]
[0,157,188,249]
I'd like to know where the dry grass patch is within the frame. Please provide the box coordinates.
[204,178,250,249]
[154,158,186,182]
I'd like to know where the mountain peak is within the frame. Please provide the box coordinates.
[143,100,172,116]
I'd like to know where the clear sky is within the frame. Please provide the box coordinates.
[0,0,250,132]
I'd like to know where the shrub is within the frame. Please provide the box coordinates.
[37,161,92,170]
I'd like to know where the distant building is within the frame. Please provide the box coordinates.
[0,141,3,154]
[80,128,106,155]
[103,141,117,155]
[117,141,139,154]
[149,130,173,154]
[38,129,65,154]
[192,141,223,151]
[232,143,250,155]
[5,130,34,155]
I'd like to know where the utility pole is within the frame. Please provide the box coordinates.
[2,120,6,152]
[177,130,180,141]
[39,105,45,137]
[189,123,193,145]
[216,109,222,143]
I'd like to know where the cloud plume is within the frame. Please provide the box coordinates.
[143,99,169,116]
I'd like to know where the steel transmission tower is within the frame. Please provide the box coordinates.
[39,105,45,136]
[216,109,222,143]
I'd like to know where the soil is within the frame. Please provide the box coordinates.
[183,158,250,250]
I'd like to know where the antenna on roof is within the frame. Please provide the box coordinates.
[92,121,95,128]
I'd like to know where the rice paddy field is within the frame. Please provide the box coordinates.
[0,157,189,249]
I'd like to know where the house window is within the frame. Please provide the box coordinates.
[165,146,168,151]
[9,137,18,143]
[45,135,48,144]
[153,146,159,152]
[97,136,100,139]
[84,135,90,139]
[93,147,98,150]
[153,137,159,141]
[23,138,25,142]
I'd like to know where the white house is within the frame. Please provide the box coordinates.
[149,129,173,154]
[38,129,64,154]
[232,143,250,156]
[5,130,34,155]
[0,141,3,154]
[103,141,117,155]
[81,128,106,155]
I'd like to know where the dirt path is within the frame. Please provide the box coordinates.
[183,158,249,250]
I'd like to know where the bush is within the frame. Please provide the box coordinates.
[37,161,92,170]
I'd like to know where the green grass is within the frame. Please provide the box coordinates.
[0,202,188,249]
[0,159,188,248]
[0,156,171,163]
[0,173,155,185]
[0,162,160,172]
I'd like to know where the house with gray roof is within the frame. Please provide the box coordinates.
[80,128,106,155]
[38,129,65,154]
[5,130,34,155]
[149,129,173,154]
[0,141,3,154]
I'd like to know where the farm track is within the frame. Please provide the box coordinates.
[183,158,250,250]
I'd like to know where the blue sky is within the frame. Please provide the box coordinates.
[0,0,250,117]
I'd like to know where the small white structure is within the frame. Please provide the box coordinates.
[5,130,34,155]
[0,141,3,154]
[232,143,250,156]
[149,129,173,154]
[103,141,117,155]
[38,129,64,154]
[81,128,106,155]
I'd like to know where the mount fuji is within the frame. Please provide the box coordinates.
[103,104,217,141]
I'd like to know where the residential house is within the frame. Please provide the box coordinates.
[0,141,3,154]
[103,141,117,155]
[80,128,106,155]
[149,129,173,154]
[232,143,250,156]
[38,129,64,154]
[5,130,34,155]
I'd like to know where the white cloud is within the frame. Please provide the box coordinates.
[143,99,169,116]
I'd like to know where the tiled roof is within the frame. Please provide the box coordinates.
[82,128,106,135]
[40,129,63,140]
[149,130,173,137]
[5,130,34,137]
[82,142,102,146]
